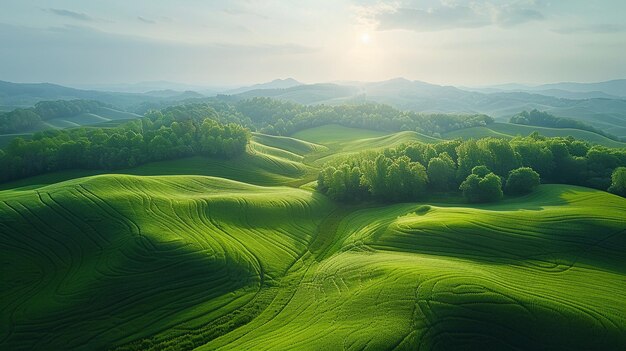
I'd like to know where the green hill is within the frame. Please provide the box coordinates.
[1,125,626,350]
[252,133,327,156]
[0,135,316,191]
[0,106,143,146]
[39,107,142,130]
[444,122,626,147]
[343,130,441,149]
[0,174,335,350]
[2,177,624,350]
[291,124,387,144]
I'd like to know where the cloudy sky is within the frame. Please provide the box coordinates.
[0,0,624,86]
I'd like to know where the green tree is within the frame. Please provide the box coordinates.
[608,167,626,197]
[460,167,503,203]
[362,154,391,199]
[505,167,540,195]
[471,165,491,177]
[384,156,428,201]
[456,140,491,179]
[427,153,456,191]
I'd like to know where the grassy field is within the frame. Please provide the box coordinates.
[0,137,316,191]
[0,175,335,350]
[291,124,387,144]
[1,123,625,350]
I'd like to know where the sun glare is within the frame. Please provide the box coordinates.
[360,33,370,44]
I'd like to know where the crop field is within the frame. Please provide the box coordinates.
[1,124,625,350]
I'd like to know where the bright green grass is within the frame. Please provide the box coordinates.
[0,136,316,191]
[343,130,441,149]
[291,124,387,144]
[0,174,335,350]
[252,133,327,156]
[201,185,626,351]
[444,122,626,148]
[2,127,626,351]
[290,125,441,166]
[2,178,625,350]
[310,130,442,166]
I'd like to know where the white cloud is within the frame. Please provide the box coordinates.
[357,1,544,32]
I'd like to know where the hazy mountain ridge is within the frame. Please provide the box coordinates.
[2,78,625,137]
[0,80,205,111]
[224,78,303,95]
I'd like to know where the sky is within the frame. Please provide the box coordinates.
[0,0,625,86]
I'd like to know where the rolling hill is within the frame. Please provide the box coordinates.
[0,133,319,191]
[1,176,624,350]
[0,105,144,147]
[1,117,625,350]
[3,78,626,138]
[40,106,142,129]
[443,122,626,148]
[0,174,335,350]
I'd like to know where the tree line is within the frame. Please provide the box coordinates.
[0,96,501,140]
[0,100,107,133]
[0,108,249,183]
[510,109,620,141]
[158,97,494,137]
[318,134,626,203]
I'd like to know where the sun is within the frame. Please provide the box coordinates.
[360,33,371,44]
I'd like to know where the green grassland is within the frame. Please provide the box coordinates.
[291,124,388,144]
[0,175,335,350]
[0,135,317,191]
[292,125,442,167]
[1,123,625,350]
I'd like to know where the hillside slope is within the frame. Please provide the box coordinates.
[0,175,335,350]
[443,122,626,148]
[1,179,624,350]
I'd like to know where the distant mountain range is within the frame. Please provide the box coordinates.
[1,77,625,137]
[224,78,302,95]
[464,79,626,99]
[0,80,204,111]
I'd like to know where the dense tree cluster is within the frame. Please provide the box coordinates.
[0,100,106,133]
[510,109,619,141]
[459,166,503,203]
[318,135,626,202]
[0,110,249,183]
[504,167,541,195]
[608,167,626,197]
[0,108,41,133]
